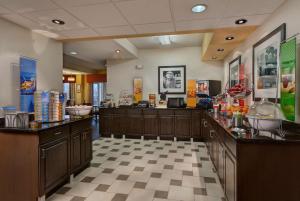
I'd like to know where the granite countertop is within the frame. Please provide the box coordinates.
[0,115,92,133]
[206,112,300,143]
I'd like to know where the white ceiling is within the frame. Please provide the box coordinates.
[129,34,204,49]
[64,39,137,64]
[0,0,285,39]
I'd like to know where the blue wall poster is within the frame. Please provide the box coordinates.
[20,57,37,112]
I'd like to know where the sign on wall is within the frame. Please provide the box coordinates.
[280,38,296,121]
[20,57,37,112]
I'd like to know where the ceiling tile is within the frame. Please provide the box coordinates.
[95,25,136,36]
[170,0,230,21]
[175,19,219,31]
[115,0,172,25]
[1,13,41,29]
[225,0,285,17]
[0,5,11,15]
[134,22,174,34]
[58,28,99,38]
[216,14,270,28]
[51,0,110,8]
[0,0,58,13]
[67,3,128,28]
[22,9,86,31]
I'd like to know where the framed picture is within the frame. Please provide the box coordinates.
[229,56,241,88]
[158,65,186,94]
[252,23,286,101]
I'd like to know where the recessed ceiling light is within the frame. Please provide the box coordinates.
[70,51,77,55]
[115,49,121,54]
[235,18,247,25]
[52,19,65,25]
[192,4,207,13]
[217,48,224,52]
[225,36,234,41]
[212,56,218,60]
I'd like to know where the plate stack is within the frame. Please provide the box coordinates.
[49,91,60,122]
[34,91,49,122]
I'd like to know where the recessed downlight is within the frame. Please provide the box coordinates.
[212,56,218,60]
[225,36,234,41]
[52,19,65,25]
[217,48,224,52]
[192,4,207,13]
[70,51,77,55]
[235,18,247,25]
[115,49,121,54]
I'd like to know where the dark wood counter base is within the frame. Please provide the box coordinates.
[99,108,203,141]
[99,108,300,201]
[0,117,93,201]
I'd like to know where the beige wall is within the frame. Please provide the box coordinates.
[223,0,300,122]
[107,47,224,103]
[0,18,63,109]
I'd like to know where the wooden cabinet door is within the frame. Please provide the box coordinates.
[159,116,174,138]
[218,142,225,187]
[175,116,191,138]
[111,114,121,135]
[144,115,158,137]
[40,138,69,194]
[82,130,92,165]
[99,115,111,137]
[225,150,236,201]
[191,111,201,140]
[70,132,81,172]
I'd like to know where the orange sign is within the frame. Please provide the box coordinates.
[187,80,197,108]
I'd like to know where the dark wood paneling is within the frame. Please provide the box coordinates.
[225,150,236,201]
[40,138,69,195]
[0,133,39,201]
[70,132,81,172]
[144,114,159,137]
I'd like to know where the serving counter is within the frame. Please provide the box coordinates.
[0,116,93,201]
[99,107,300,201]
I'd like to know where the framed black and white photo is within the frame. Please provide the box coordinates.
[253,23,286,101]
[229,56,241,88]
[158,65,186,94]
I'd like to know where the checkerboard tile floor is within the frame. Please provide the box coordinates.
[47,138,226,201]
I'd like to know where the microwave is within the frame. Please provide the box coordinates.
[167,98,186,108]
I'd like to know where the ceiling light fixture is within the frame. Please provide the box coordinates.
[225,36,234,41]
[158,35,171,45]
[212,56,218,60]
[217,48,224,52]
[115,49,121,54]
[52,19,65,25]
[70,51,77,55]
[235,18,247,25]
[192,4,207,13]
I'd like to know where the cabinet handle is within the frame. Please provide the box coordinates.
[203,121,208,127]
[210,130,214,138]
[54,131,63,135]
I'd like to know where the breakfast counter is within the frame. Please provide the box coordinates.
[0,116,93,201]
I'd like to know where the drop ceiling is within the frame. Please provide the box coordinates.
[0,0,285,40]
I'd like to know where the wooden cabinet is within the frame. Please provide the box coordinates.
[99,108,205,140]
[70,132,81,172]
[192,110,202,140]
[158,110,174,139]
[218,142,225,186]
[174,110,191,139]
[99,114,111,137]
[225,150,236,201]
[81,129,92,165]
[127,109,144,137]
[144,110,158,138]
[39,137,69,195]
